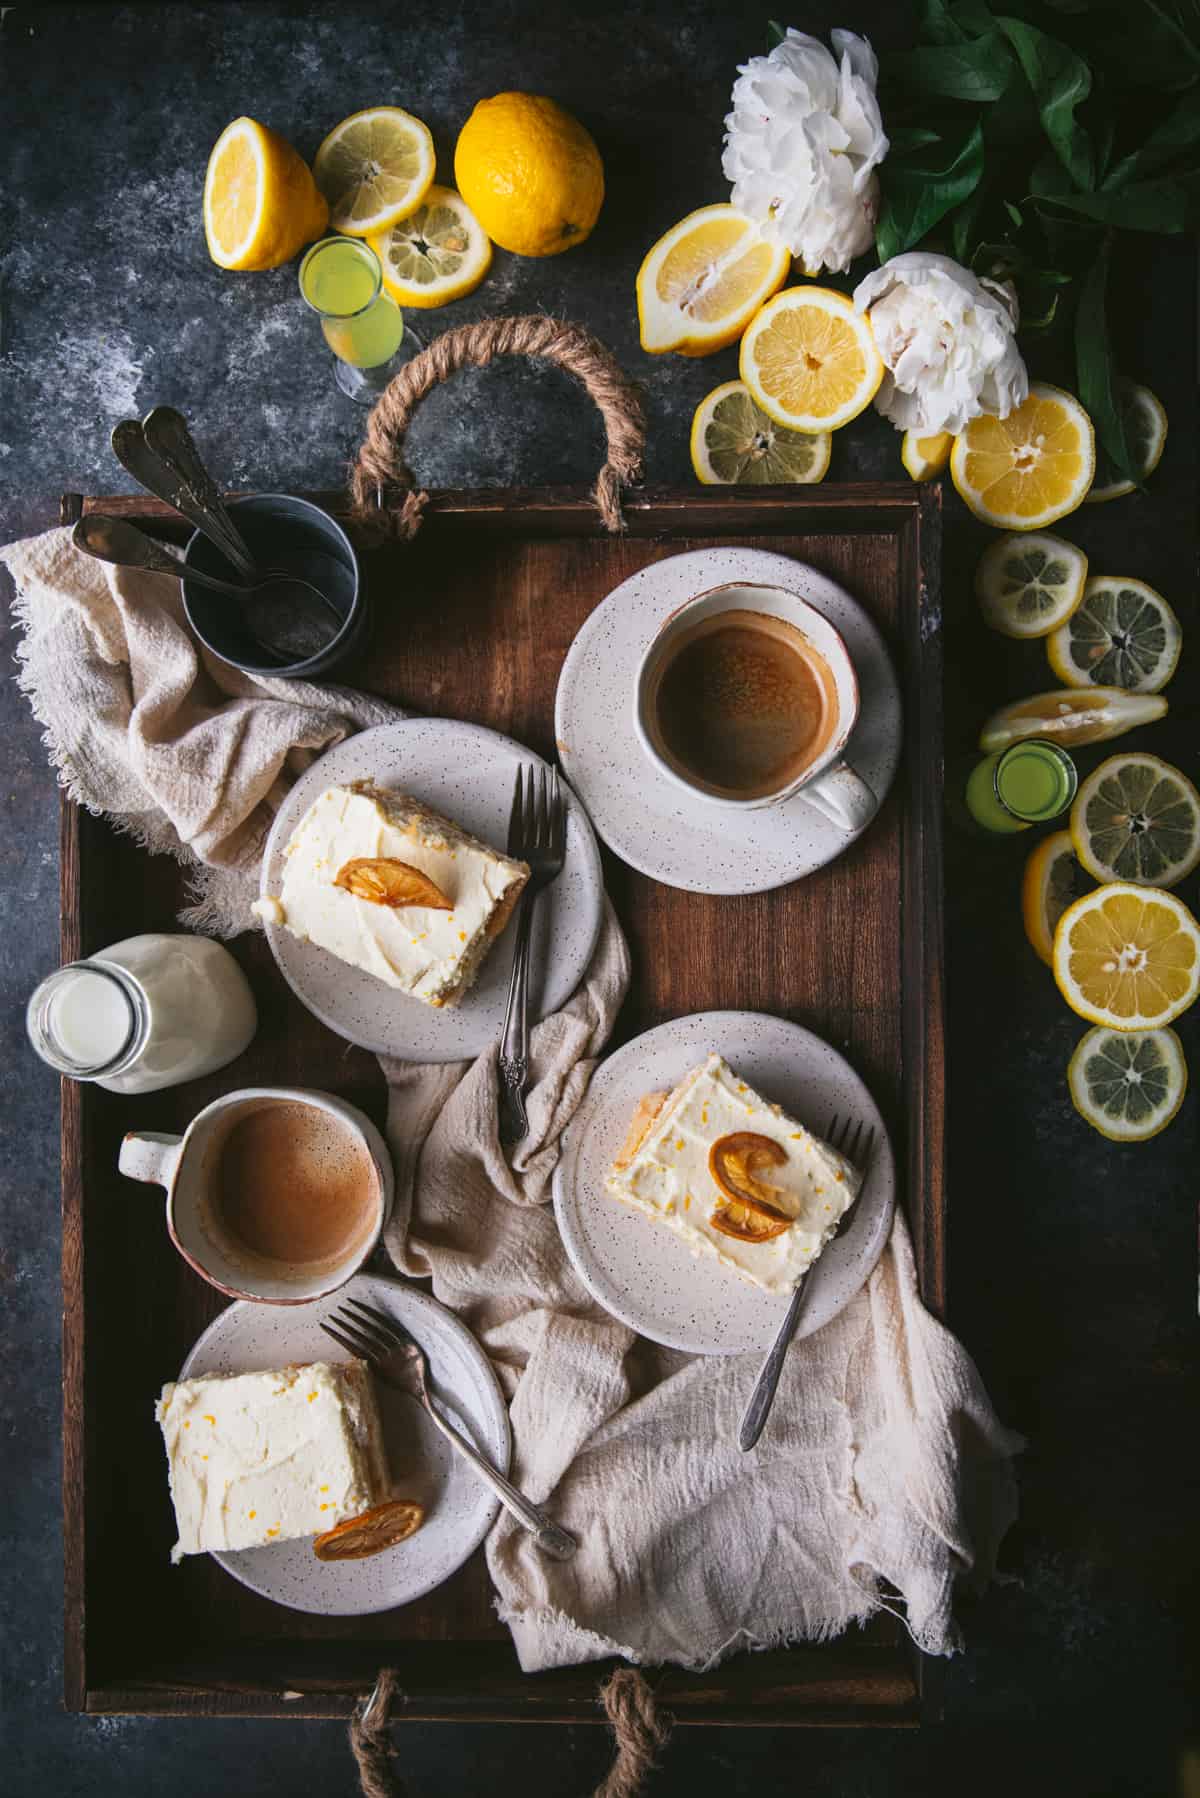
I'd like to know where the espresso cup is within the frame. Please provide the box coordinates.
[118,1086,393,1304]
[633,580,879,833]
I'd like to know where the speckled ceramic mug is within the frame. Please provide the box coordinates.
[118,1086,393,1305]
[633,580,879,832]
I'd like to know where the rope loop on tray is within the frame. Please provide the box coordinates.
[348,314,645,541]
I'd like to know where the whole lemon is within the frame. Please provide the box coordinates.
[454,93,604,258]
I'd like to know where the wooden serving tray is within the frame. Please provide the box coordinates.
[57,481,943,1722]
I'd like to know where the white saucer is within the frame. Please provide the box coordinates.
[553,1011,895,1356]
[554,547,902,893]
[177,1273,509,1616]
[259,719,605,1062]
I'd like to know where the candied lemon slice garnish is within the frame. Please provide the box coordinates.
[334,857,452,911]
[709,1132,791,1222]
[313,1498,426,1561]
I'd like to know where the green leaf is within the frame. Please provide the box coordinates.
[1004,198,1024,226]
[996,16,1094,189]
[884,35,1015,101]
[1075,236,1136,483]
[918,0,970,41]
[951,179,987,261]
[1103,92,1200,189]
[1034,167,1200,230]
[767,18,787,48]
[877,122,986,261]
[1093,1,1200,94]
[888,126,945,154]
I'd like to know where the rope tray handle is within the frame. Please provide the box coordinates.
[348,314,645,540]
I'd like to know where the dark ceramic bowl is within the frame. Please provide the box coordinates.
[181,494,366,679]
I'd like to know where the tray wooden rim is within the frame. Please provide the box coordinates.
[56,480,943,1723]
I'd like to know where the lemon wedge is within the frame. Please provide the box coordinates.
[979,687,1166,753]
[313,106,435,237]
[637,205,791,357]
[1021,829,1089,966]
[203,117,329,271]
[690,381,830,485]
[1053,883,1200,1031]
[739,287,884,434]
[369,186,492,308]
[901,430,953,482]
[951,383,1095,531]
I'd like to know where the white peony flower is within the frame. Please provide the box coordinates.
[853,252,1029,435]
[722,28,888,276]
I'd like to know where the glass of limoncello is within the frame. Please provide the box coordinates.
[964,738,1079,834]
[299,236,420,404]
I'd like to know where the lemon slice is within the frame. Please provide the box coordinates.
[313,107,435,237]
[637,204,791,356]
[740,287,884,434]
[1070,752,1200,889]
[1084,381,1168,505]
[1068,1025,1187,1141]
[979,687,1167,753]
[203,117,329,271]
[690,381,831,485]
[1046,576,1181,694]
[1053,882,1200,1030]
[975,532,1088,640]
[369,186,492,308]
[951,383,1095,531]
[1021,829,1090,966]
[901,430,953,482]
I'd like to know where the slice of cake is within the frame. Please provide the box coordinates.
[254,781,529,1006]
[604,1053,862,1295]
[157,1360,390,1561]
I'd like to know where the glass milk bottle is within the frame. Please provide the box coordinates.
[26,934,256,1094]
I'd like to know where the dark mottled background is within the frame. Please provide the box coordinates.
[2,3,1197,1793]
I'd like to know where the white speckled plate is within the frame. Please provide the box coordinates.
[259,719,604,1062]
[554,548,901,893]
[177,1274,509,1616]
[553,1012,894,1356]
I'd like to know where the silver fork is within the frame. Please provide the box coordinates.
[498,765,567,1145]
[321,1297,578,1560]
[738,1112,876,1453]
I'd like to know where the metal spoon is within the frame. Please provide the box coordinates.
[72,515,341,665]
[111,418,257,583]
[141,407,258,578]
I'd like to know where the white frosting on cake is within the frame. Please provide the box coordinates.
[604,1053,861,1294]
[254,783,528,1005]
[156,1360,389,1561]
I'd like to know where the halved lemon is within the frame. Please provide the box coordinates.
[1052,882,1200,1030]
[979,687,1167,754]
[203,117,329,271]
[901,430,953,482]
[1070,753,1200,889]
[690,381,830,485]
[975,532,1088,639]
[951,383,1095,531]
[1046,576,1181,694]
[313,106,435,237]
[740,287,884,434]
[1067,1025,1187,1141]
[1021,829,1090,966]
[1084,381,1168,504]
[369,185,492,308]
[313,1498,425,1561]
[636,204,791,357]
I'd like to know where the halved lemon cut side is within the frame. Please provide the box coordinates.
[1052,882,1200,1031]
[637,204,791,356]
[204,117,329,271]
[739,287,884,434]
[313,106,435,237]
[951,383,1095,531]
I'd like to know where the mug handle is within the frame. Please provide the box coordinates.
[119,1131,184,1189]
[801,758,879,834]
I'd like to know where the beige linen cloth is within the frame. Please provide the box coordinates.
[5,526,1021,1669]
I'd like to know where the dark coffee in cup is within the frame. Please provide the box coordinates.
[648,609,840,800]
